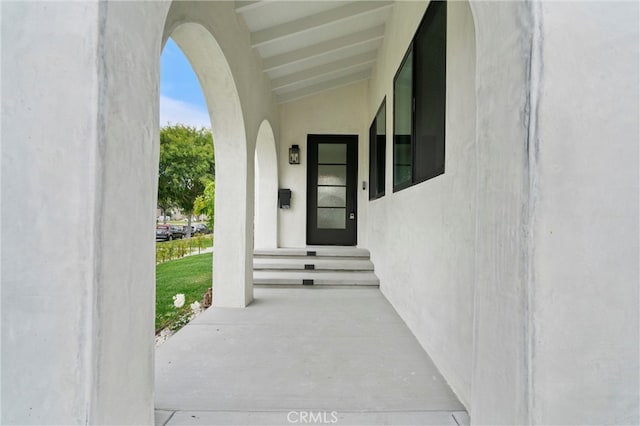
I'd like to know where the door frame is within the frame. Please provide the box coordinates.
[306,134,358,246]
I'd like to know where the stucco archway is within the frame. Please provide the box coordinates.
[254,120,278,249]
[161,22,252,307]
[465,2,537,424]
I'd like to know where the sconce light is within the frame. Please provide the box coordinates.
[289,145,300,165]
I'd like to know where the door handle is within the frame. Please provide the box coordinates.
[349,212,355,220]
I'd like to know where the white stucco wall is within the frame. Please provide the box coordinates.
[255,120,279,249]
[2,0,279,423]
[277,81,369,248]
[2,2,104,423]
[367,1,639,424]
[2,1,171,423]
[469,2,536,423]
[92,2,171,423]
[366,0,477,411]
[532,2,639,424]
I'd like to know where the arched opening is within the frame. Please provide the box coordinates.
[154,12,256,422]
[159,22,252,309]
[155,36,215,342]
[254,120,279,249]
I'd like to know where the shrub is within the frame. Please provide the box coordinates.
[156,234,214,264]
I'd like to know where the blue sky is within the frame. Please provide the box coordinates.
[160,38,211,129]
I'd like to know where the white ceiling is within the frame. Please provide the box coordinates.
[234,1,394,104]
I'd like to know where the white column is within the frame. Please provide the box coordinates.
[170,21,253,308]
[468,2,535,424]
[2,2,102,423]
[90,2,168,423]
[1,1,168,423]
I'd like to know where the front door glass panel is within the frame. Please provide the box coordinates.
[317,143,347,229]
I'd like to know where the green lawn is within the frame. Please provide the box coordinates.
[155,252,212,332]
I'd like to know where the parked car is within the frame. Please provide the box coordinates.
[156,224,170,241]
[170,225,186,239]
[181,223,210,236]
[156,224,185,241]
[194,223,211,234]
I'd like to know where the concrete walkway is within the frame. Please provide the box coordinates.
[155,287,469,426]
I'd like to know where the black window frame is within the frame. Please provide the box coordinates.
[369,98,386,200]
[393,0,447,193]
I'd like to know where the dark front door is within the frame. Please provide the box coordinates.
[307,134,358,246]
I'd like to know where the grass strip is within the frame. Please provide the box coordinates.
[155,252,212,332]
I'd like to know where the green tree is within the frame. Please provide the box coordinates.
[193,180,215,230]
[159,124,215,236]
[157,160,174,223]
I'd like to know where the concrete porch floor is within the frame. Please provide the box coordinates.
[155,287,469,425]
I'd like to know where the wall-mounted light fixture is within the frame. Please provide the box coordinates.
[289,145,300,165]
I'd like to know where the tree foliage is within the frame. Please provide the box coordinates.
[193,180,215,229]
[158,125,215,230]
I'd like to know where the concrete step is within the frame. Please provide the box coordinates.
[253,270,379,286]
[254,247,370,258]
[253,247,378,286]
[253,257,374,271]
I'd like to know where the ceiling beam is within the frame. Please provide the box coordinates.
[262,25,385,72]
[277,70,371,104]
[251,1,392,48]
[234,1,264,13]
[271,51,377,91]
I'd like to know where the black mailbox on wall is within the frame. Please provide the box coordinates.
[278,189,291,209]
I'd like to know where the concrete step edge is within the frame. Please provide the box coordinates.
[254,248,371,258]
[254,281,379,286]
[253,261,374,271]
[253,271,380,286]
[253,255,371,261]
[254,270,378,276]
[254,268,375,273]
[253,277,380,285]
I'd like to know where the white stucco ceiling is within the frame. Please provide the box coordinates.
[234,1,393,104]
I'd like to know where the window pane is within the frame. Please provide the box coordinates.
[369,120,377,200]
[318,144,346,164]
[318,186,346,207]
[317,208,346,229]
[414,0,446,183]
[318,165,346,186]
[394,50,413,188]
[376,134,386,194]
[376,102,386,134]
[370,100,387,200]
[394,138,412,186]
[376,102,386,196]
